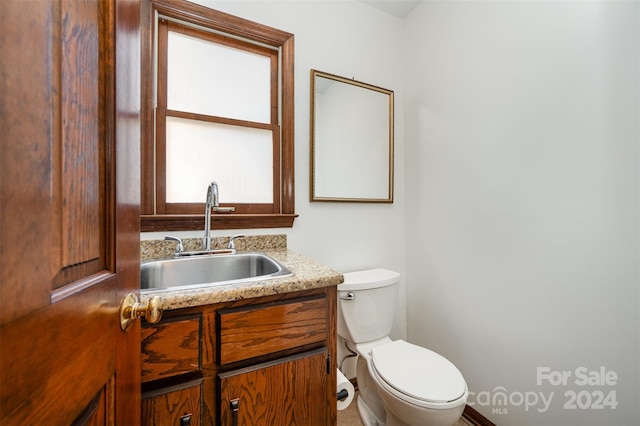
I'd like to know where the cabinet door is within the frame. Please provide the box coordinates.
[142,380,202,426]
[219,349,328,426]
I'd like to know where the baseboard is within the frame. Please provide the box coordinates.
[462,405,496,426]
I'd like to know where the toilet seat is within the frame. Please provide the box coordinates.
[370,340,467,408]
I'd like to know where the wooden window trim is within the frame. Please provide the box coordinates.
[141,0,297,231]
[154,21,280,215]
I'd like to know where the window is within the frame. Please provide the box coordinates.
[141,0,296,231]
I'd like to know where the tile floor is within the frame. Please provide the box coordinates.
[337,392,474,426]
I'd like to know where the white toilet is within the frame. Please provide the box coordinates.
[337,269,468,426]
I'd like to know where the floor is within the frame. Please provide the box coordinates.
[337,392,475,426]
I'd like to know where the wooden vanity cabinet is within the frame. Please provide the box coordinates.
[141,286,337,426]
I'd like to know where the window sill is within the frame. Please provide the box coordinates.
[141,214,298,232]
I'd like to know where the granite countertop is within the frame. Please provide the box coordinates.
[140,248,344,310]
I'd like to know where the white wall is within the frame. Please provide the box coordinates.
[142,0,408,340]
[404,1,639,425]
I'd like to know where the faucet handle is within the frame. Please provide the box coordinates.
[227,234,245,250]
[165,236,184,255]
[212,206,236,213]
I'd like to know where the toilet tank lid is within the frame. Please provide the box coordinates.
[339,268,400,291]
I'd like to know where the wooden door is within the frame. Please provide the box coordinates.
[219,349,329,425]
[0,0,141,424]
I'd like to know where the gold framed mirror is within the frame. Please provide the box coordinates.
[310,69,394,203]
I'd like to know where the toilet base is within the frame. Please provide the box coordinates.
[381,397,465,426]
[357,390,465,426]
[357,395,385,426]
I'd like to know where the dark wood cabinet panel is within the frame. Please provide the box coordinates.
[142,315,202,383]
[218,296,327,364]
[219,349,328,426]
[142,380,202,426]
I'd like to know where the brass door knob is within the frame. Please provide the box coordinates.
[119,292,163,331]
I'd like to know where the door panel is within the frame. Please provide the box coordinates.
[59,0,103,271]
[1,278,116,423]
[0,0,57,326]
[72,380,114,426]
[0,0,141,424]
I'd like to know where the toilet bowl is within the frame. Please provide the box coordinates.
[338,269,468,426]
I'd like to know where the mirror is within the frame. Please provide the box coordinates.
[310,69,394,203]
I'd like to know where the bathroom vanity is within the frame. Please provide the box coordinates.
[139,238,342,425]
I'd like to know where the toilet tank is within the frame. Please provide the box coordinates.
[337,269,400,344]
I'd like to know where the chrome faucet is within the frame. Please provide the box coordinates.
[202,181,218,251]
[202,181,236,252]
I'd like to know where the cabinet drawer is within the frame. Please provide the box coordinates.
[218,296,327,364]
[141,315,201,382]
